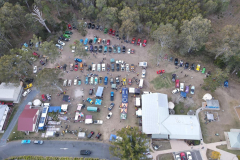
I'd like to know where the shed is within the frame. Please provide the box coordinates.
[61,104,68,112]
[96,86,104,97]
[206,100,220,110]
[78,132,86,138]
[207,113,214,120]
[48,106,61,113]
[95,99,102,105]
[129,88,135,93]
[85,115,93,124]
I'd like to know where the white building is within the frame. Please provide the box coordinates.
[0,82,23,103]
[142,93,201,140]
[0,105,10,132]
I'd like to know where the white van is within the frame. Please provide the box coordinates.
[92,64,96,71]
[102,63,105,71]
[97,64,101,72]
[63,79,67,86]
[90,77,94,85]
[180,83,184,91]
[139,79,144,89]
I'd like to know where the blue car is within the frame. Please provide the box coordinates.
[104,46,108,53]
[104,76,108,85]
[84,38,88,45]
[80,39,83,44]
[117,46,121,53]
[85,77,88,84]
[75,58,82,62]
[110,92,114,101]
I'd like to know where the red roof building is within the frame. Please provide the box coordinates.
[18,105,40,133]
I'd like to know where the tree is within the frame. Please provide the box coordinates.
[70,40,88,58]
[202,68,229,92]
[211,151,221,160]
[119,19,136,41]
[40,40,61,63]
[148,43,164,66]
[31,5,51,33]
[119,7,139,23]
[50,0,68,16]
[30,34,42,51]
[203,0,218,15]
[180,15,211,54]
[109,127,150,160]
[96,0,107,11]
[97,7,118,28]
[76,20,87,36]
[34,68,64,93]
[146,21,152,36]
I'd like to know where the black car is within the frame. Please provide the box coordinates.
[122,46,126,53]
[96,133,102,139]
[40,60,45,65]
[59,36,69,41]
[89,39,93,45]
[108,47,112,53]
[25,78,34,84]
[99,45,103,53]
[87,131,94,138]
[80,150,91,155]
[89,89,93,95]
[96,25,100,30]
[111,64,114,71]
[91,24,95,29]
[88,23,91,29]
[172,74,176,82]
[185,62,189,69]
[174,58,178,66]
[94,46,98,52]
[90,45,93,51]
[191,63,195,70]
[116,64,120,71]
[116,31,119,37]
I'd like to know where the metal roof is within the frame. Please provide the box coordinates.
[228,132,240,148]
[0,82,23,103]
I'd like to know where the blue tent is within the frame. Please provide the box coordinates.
[96,86,104,97]
[95,99,102,105]
[224,80,228,87]
[48,106,61,113]
[180,92,187,98]
[110,134,117,141]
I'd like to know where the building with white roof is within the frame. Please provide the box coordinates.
[0,82,23,103]
[142,93,201,140]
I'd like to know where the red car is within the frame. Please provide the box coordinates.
[32,52,40,57]
[74,64,78,71]
[128,79,132,85]
[41,94,46,101]
[137,39,141,45]
[131,37,136,44]
[180,152,186,160]
[131,49,134,54]
[112,30,116,36]
[175,79,180,88]
[156,70,165,74]
[68,24,72,30]
[107,40,110,45]
[142,39,147,47]
[108,29,112,35]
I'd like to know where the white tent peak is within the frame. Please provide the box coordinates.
[203,93,212,101]
[33,99,42,106]
[168,102,175,109]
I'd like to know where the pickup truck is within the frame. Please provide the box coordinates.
[93,120,103,124]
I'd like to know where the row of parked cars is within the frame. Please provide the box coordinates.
[174,58,207,73]
[172,77,195,95]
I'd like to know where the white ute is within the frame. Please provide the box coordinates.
[22,89,31,97]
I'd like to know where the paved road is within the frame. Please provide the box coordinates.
[0,90,39,146]
[173,150,202,160]
[0,141,118,160]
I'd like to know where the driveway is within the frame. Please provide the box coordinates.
[0,90,39,146]
[0,140,119,160]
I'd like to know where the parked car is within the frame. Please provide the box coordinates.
[80,39,83,44]
[180,152,187,160]
[172,88,179,94]
[196,64,200,71]
[180,83,184,91]
[190,86,195,94]
[65,31,73,35]
[104,76,108,85]
[121,64,125,71]
[127,49,131,54]
[142,69,146,77]
[89,89,93,95]
[80,150,91,155]
[175,154,181,160]
[58,40,65,46]
[104,46,108,53]
[41,94,46,101]
[116,64,120,71]
[107,40,110,45]
[94,46,98,52]
[84,38,88,45]
[99,76,103,84]
[63,34,70,38]
[96,133,102,139]
[116,31,119,37]
[185,62,189,69]
[108,29,112,34]
[91,24,95,29]
[33,66,37,73]
[112,30,116,36]
[117,46,121,53]
[85,77,89,84]
[88,23,91,29]
[185,85,189,93]
[175,79,180,88]
[89,39,93,45]
[111,64,115,71]
[122,46,126,53]
[96,25,100,30]
[99,45,103,52]
[34,140,43,144]
[74,64,78,71]
[87,98,94,104]
[74,79,77,85]
[128,79,132,85]
[142,39,147,47]
[104,28,108,34]
[22,89,31,97]
[106,112,113,119]
[172,74,176,82]
[110,78,114,84]
[116,77,120,84]
[87,131,94,138]
[131,37,136,44]
[186,152,192,160]
[174,58,178,66]
[191,63,195,70]
[75,58,82,62]
[90,77,94,85]
[40,60,45,65]
[110,92,114,101]
[108,47,112,52]
[179,60,183,67]
[95,77,98,85]
[55,44,63,50]
[68,24,72,30]
[137,39,141,45]
[108,103,115,111]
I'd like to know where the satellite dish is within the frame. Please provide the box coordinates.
[203,93,212,101]
[33,99,42,106]
[168,102,175,109]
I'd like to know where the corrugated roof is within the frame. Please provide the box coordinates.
[18,108,38,131]
[0,82,23,103]
[228,132,240,148]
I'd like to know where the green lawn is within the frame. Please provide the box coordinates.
[151,73,173,90]
[216,145,240,156]
[8,123,25,141]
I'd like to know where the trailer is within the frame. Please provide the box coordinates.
[93,120,103,124]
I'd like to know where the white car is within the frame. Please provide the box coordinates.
[68,80,72,86]
[126,64,129,72]
[142,69,146,77]
[106,112,113,119]
[74,79,77,85]
[72,46,75,52]
[102,63,105,71]
[180,83,184,91]
[63,79,67,86]
[22,89,31,97]
[90,77,94,85]
[172,88,180,94]
[58,40,65,46]
[97,64,101,72]
[175,154,181,160]
[186,152,192,160]
[127,49,131,54]
[56,44,63,50]
[33,66,37,73]
[121,64,125,71]
[190,86,195,94]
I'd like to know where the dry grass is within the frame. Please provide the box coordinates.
[216,145,240,156]
[156,153,174,160]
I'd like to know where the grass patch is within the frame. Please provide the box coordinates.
[6,107,17,129]
[7,155,105,160]
[151,73,173,90]
[157,153,174,160]
[8,123,25,141]
[153,140,171,151]
[216,145,240,156]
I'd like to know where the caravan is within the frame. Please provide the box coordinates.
[139,79,144,89]
[92,64,96,71]
[97,64,101,71]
